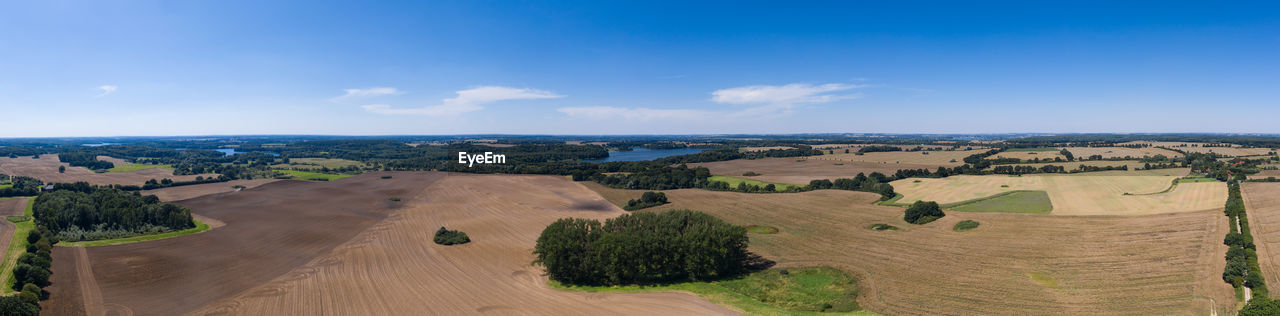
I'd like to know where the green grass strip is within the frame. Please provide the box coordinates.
[275,169,356,181]
[948,190,1053,214]
[0,197,35,295]
[873,193,907,207]
[708,175,800,191]
[550,267,880,316]
[56,219,211,247]
[108,163,173,173]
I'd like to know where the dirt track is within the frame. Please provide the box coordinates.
[586,183,1236,315]
[43,173,732,316]
[0,155,216,186]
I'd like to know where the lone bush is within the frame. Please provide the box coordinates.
[742,171,761,176]
[624,191,669,211]
[433,226,470,245]
[904,201,945,224]
[953,220,980,231]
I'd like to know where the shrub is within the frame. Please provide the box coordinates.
[533,210,747,286]
[868,223,898,231]
[742,171,761,176]
[624,191,669,211]
[388,197,401,202]
[953,220,980,231]
[0,295,38,316]
[904,201,945,224]
[433,227,470,245]
[381,175,393,179]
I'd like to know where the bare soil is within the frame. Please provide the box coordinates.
[141,179,282,202]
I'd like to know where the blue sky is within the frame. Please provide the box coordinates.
[2,1,1279,137]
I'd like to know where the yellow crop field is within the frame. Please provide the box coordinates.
[890,174,1226,215]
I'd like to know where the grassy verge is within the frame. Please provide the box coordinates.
[873,193,906,207]
[708,175,800,191]
[0,197,35,294]
[0,184,11,190]
[275,169,356,181]
[551,267,879,315]
[948,190,1053,214]
[108,163,173,173]
[56,219,211,247]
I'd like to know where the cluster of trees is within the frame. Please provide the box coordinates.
[33,185,195,242]
[141,175,229,190]
[433,227,470,245]
[856,145,902,153]
[4,225,56,315]
[810,174,896,199]
[593,165,711,190]
[533,210,748,285]
[624,192,669,211]
[1223,182,1268,299]
[58,152,114,170]
[0,175,43,197]
[904,201,945,224]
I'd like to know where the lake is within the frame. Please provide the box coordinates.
[215,148,280,157]
[580,148,706,163]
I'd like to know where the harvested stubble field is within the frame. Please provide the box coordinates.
[1251,168,1280,180]
[584,183,1235,315]
[808,149,990,166]
[1004,160,1149,171]
[140,179,282,202]
[1243,183,1280,293]
[992,150,1065,161]
[1119,141,1277,157]
[44,173,731,316]
[691,157,947,185]
[890,174,1225,216]
[1062,147,1183,159]
[0,155,216,186]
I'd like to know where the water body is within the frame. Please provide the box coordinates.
[81,143,121,147]
[215,148,280,157]
[580,148,706,163]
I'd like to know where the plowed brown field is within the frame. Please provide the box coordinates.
[585,183,1236,315]
[140,179,282,202]
[0,155,216,186]
[43,173,732,316]
[692,157,946,185]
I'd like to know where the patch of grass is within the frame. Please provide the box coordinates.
[868,223,898,231]
[948,190,1053,214]
[275,169,355,181]
[746,225,779,234]
[953,220,980,231]
[1,197,35,294]
[0,184,11,190]
[552,267,878,315]
[1176,177,1220,183]
[1027,271,1059,289]
[108,163,173,173]
[1005,147,1059,152]
[272,157,362,170]
[708,175,799,191]
[56,219,212,247]
[4,216,30,222]
[874,193,908,207]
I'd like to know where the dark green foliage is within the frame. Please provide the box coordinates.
[742,171,761,176]
[433,227,471,245]
[808,179,833,189]
[904,201,945,224]
[59,152,115,170]
[0,295,40,316]
[1226,232,1256,249]
[0,176,43,197]
[868,223,898,231]
[34,186,195,241]
[12,264,50,289]
[1241,297,1280,316]
[533,210,748,286]
[624,192,669,211]
[17,253,50,270]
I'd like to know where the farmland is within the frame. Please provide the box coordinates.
[890,174,1225,215]
[1062,146,1183,159]
[0,155,215,186]
[1242,183,1280,295]
[708,175,799,191]
[583,183,1235,315]
[692,158,944,185]
[274,169,355,181]
[0,197,32,294]
[41,173,734,315]
[271,157,363,170]
[809,149,988,166]
[1118,141,1277,157]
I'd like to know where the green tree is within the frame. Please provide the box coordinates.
[904,201,945,224]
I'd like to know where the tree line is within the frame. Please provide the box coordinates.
[533,210,748,286]
[33,184,195,242]
[3,224,56,315]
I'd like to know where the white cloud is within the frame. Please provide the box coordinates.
[333,87,402,101]
[711,83,863,117]
[557,106,709,120]
[94,85,118,97]
[362,86,562,116]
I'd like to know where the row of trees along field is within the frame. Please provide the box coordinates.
[533,210,748,286]
[33,183,195,242]
[2,224,57,315]
[0,175,43,198]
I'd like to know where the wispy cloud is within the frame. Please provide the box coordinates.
[333,87,402,101]
[711,83,863,117]
[94,85,118,97]
[557,106,709,120]
[362,86,563,116]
